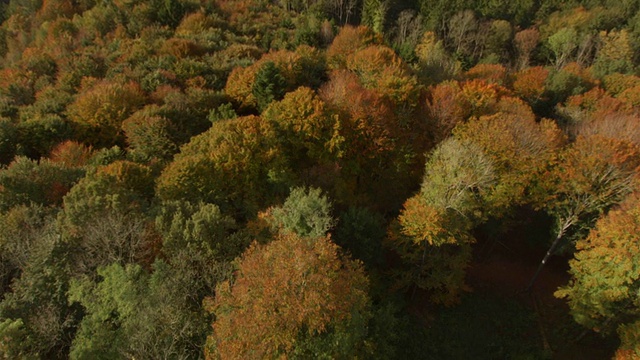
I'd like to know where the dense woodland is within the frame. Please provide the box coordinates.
[2,0,640,357]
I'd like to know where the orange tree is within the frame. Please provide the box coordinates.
[205,232,371,359]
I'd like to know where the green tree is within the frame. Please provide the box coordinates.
[252,61,287,112]
[547,27,579,69]
[155,200,250,261]
[268,186,335,238]
[0,217,79,359]
[69,258,223,360]
[62,160,154,229]
[121,109,178,161]
[592,29,635,78]
[361,0,387,34]
[0,205,56,296]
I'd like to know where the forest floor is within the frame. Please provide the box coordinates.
[466,231,618,359]
[401,212,619,359]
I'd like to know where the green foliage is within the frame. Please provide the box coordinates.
[16,114,73,159]
[419,138,496,220]
[0,318,31,359]
[252,61,287,111]
[0,156,85,211]
[0,218,80,360]
[269,186,335,238]
[547,27,579,68]
[0,204,56,295]
[155,200,250,260]
[0,0,639,357]
[544,66,595,111]
[122,109,178,161]
[388,138,496,304]
[592,29,635,78]
[69,259,217,360]
[61,160,154,229]
[207,102,237,123]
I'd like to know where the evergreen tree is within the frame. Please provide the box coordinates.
[252,61,287,112]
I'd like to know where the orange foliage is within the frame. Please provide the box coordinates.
[159,38,205,58]
[225,46,325,110]
[263,87,334,161]
[562,87,627,121]
[36,0,75,22]
[67,79,146,145]
[425,80,466,143]
[399,197,465,246]
[460,79,506,117]
[454,112,564,211]
[345,45,419,105]
[496,96,536,122]
[207,233,369,359]
[618,85,640,110]
[552,135,640,205]
[175,12,217,36]
[96,160,154,197]
[603,73,640,97]
[512,66,549,102]
[463,63,508,86]
[326,25,382,69]
[48,141,93,167]
[514,28,539,69]
[318,70,424,208]
[320,70,396,159]
[615,349,640,360]
[562,62,599,87]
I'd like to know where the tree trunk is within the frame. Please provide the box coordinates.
[525,217,574,292]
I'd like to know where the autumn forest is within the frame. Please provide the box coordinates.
[1,0,640,357]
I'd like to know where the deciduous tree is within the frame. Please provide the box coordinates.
[556,194,640,356]
[206,232,371,359]
[527,135,640,290]
[388,138,495,304]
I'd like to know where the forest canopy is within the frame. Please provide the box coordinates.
[1,0,640,357]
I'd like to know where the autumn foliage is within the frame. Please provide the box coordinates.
[206,233,370,359]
